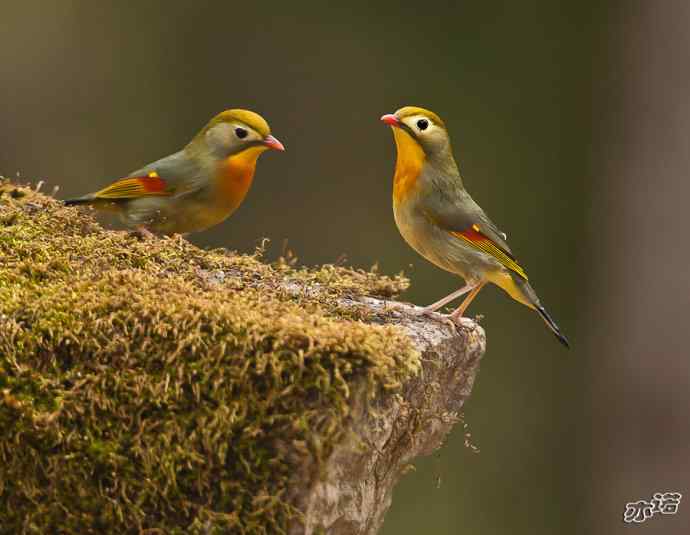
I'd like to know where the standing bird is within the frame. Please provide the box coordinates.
[381,106,568,348]
[65,109,284,235]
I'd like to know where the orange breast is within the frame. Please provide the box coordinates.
[393,165,420,204]
[216,146,265,213]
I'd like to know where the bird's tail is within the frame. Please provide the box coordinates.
[489,270,569,348]
[63,196,94,206]
[535,303,569,348]
[518,277,569,348]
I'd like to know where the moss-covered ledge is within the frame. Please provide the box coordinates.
[0,179,485,535]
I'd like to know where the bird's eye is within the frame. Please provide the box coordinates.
[235,127,248,139]
[416,119,429,131]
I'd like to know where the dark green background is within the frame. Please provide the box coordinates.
[3,2,688,534]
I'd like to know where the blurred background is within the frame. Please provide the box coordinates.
[1,1,688,533]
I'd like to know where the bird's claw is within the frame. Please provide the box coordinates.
[441,315,460,330]
[411,306,443,319]
[386,302,441,320]
[407,306,459,330]
[387,303,473,332]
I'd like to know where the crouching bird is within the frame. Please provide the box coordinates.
[65,109,284,235]
[381,106,568,348]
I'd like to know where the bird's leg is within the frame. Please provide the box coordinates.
[449,282,486,322]
[419,283,475,315]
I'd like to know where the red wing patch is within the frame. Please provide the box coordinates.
[94,172,172,199]
[450,224,528,280]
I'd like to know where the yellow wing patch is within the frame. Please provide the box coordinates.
[451,228,529,281]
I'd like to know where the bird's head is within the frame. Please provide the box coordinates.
[191,109,285,161]
[380,106,456,171]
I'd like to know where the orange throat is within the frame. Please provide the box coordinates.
[217,146,267,209]
[391,128,425,204]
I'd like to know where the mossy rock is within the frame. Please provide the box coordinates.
[0,179,420,534]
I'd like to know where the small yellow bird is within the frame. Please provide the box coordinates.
[65,109,284,235]
[381,106,568,347]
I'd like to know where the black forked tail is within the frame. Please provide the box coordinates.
[536,305,570,349]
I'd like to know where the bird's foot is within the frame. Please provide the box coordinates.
[411,305,443,318]
[439,314,460,330]
[386,303,469,331]
[443,309,482,331]
[385,302,443,320]
[406,306,459,330]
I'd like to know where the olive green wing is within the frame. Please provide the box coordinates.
[421,190,528,281]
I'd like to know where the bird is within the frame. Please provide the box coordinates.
[381,106,568,348]
[64,109,284,236]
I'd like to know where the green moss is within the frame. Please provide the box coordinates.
[0,179,419,534]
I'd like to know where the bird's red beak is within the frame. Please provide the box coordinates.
[380,114,400,127]
[263,135,285,151]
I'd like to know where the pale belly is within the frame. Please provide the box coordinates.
[393,199,499,283]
